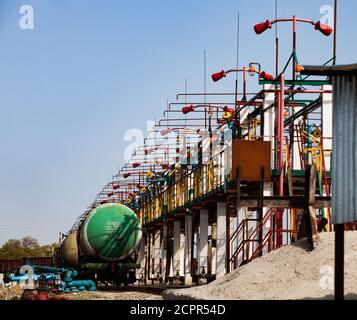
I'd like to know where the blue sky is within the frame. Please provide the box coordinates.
[0,0,355,245]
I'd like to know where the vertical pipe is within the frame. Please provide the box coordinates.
[335,224,344,300]
[278,75,285,247]
[235,11,240,123]
[333,0,337,65]
[275,0,279,77]
[259,167,264,256]
[276,92,281,176]
[226,203,230,273]
[279,75,285,196]
[243,67,247,101]
[235,79,238,110]
[292,16,297,81]
[275,38,279,78]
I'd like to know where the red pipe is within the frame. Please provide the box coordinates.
[279,74,285,196]
[277,74,285,248]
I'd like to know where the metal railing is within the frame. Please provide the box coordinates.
[229,208,297,271]
[138,149,231,225]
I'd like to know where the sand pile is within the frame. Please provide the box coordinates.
[0,285,21,300]
[163,231,357,300]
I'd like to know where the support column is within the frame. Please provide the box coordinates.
[173,220,182,277]
[179,232,185,277]
[184,214,193,285]
[292,107,303,170]
[216,202,227,278]
[161,224,168,282]
[153,230,161,280]
[198,209,209,275]
[210,222,217,275]
[263,84,276,169]
[135,234,146,283]
[146,232,152,283]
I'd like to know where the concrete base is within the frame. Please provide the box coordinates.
[184,274,193,286]
[216,202,227,278]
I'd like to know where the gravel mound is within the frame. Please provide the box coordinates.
[163,231,357,300]
[0,286,20,300]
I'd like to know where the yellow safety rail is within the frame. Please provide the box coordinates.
[138,149,231,225]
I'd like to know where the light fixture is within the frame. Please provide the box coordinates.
[123,173,131,179]
[160,128,172,136]
[211,70,226,82]
[223,106,235,113]
[259,71,275,81]
[112,184,120,190]
[182,105,195,114]
[296,64,304,73]
[146,171,155,179]
[145,147,155,155]
[222,106,235,120]
[248,65,257,77]
[254,18,332,37]
[254,20,272,34]
[132,162,141,168]
[314,21,333,36]
[107,192,114,197]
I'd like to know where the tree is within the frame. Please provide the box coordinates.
[21,236,39,250]
[0,239,25,259]
[0,237,58,259]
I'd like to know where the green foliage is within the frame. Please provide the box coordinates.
[0,236,58,259]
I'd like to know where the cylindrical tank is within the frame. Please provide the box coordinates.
[79,203,142,262]
[60,231,79,268]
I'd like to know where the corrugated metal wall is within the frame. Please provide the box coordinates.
[332,74,357,224]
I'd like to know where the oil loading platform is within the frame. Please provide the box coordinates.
[58,13,339,286]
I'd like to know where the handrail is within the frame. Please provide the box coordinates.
[138,147,231,224]
[229,208,275,269]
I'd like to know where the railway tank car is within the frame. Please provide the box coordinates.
[55,203,142,285]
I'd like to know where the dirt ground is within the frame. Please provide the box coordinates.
[66,290,162,300]
[0,287,162,300]
[163,231,357,300]
[0,286,21,300]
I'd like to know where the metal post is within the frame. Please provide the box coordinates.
[333,0,337,65]
[259,167,264,255]
[293,16,297,81]
[279,75,285,196]
[243,67,247,101]
[276,37,279,77]
[278,74,285,247]
[335,224,344,300]
[226,203,230,273]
